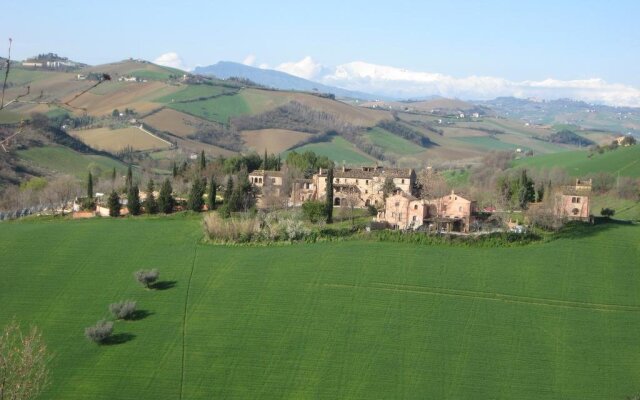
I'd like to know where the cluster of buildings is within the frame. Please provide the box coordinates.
[22,54,77,69]
[249,165,594,233]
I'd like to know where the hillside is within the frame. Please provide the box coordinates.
[1,217,639,399]
[514,144,640,177]
[0,60,626,179]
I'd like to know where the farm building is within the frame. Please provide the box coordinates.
[377,189,478,233]
[554,179,592,221]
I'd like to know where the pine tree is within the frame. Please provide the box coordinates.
[187,178,206,212]
[127,185,141,215]
[207,176,217,211]
[224,176,234,204]
[199,150,206,170]
[125,165,133,190]
[107,191,121,217]
[87,172,93,198]
[325,168,334,224]
[158,178,175,214]
[144,179,158,214]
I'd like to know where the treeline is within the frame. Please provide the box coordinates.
[548,129,595,146]
[376,120,433,147]
[188,122,244,152]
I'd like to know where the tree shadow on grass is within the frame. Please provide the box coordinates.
[128,310,154,321]
[151,280,177,290]
[103,333,136,346]
[553,218,635,240]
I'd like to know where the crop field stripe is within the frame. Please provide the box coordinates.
[324,282,640,312]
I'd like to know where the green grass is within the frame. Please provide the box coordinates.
[456,135,523,151]
[515,145,640,177]
[129,68,181,81]
[4,67,50,85]
[285,136,375,165]
[366,127,423,155]
[17,146,125,178]
[591,194,640,221]
[0,217,639,399]
[165,93,251,124]
[155,85,234,104]
[0,109,23,124]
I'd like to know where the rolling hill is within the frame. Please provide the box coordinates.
[1,59,633,184]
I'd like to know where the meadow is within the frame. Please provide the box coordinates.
[285,136,375,165]
[515,145,640,177]
[17,146,125,178]
[0,216,639,399]
[71,127,172,152]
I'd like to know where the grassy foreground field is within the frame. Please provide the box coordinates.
[0,216,639,399]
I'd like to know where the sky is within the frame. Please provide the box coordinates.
[3,0,640,105]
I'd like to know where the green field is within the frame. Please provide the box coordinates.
[1,217,639,399]
[366,127,423,155]
[515,145,640,177]
[17,146,125,178]
[456,135,523,151]
[166,93,251,124]
[285,136,375,165]
[155,85,235,103]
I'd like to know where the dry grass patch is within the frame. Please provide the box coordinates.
[143,108,205,137]
[71,126,172,151]
[241,129,312,153]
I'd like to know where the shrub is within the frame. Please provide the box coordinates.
[203,213,259,242]
[301,200,328,223]
[601,208,615,218]
[135,269,159,288]
[367,204,378,216]
[84,320,113,344]
[109,300,137,320]
[284,219,311,241]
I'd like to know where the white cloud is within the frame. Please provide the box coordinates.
[276,56,324,80]
[242,54,256,66]
[316,61,640,107]
[153,52,190,71]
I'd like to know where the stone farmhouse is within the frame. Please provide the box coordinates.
[377,189,478,232]
[555,179,591,221]
[250,165,416,208]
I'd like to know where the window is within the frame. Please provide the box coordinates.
[395,202,400,207]
[365,190,368,194]
[572,197,578,203]
[271,178,276,184]
[576,197,581,203]
[412,216,417,221]
[356,179,359,184]
[336,178,340,183]
[401,179,405,184]
[365,180,369,184]
[414,205,418,210]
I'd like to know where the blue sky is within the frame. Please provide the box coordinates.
[3,0,640,104]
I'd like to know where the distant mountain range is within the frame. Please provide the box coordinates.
[193,62,381,100]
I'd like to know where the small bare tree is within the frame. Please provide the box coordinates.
[0,320,50,400]
[109,301,137,320]
[134,269,159,289]
[84,320,113,344]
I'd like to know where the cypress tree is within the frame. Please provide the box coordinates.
[263,149,268,170]
[107,191,121,217]
[325,168,334,224]
[187,178,206,212]
[224,176,234,204]
[127,185,141,216]
[158,178,175,214]
[207,176,217,210]
[144,179,159,214]
[125,165,133,190]
[87,172,93,198]
[111,167,116,184]
[199,150,206,170]
[172,162,178,178]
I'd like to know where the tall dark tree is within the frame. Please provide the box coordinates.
[224,176,234,204]
[325,168,334,224]
[187,178,206,212]
[263,149,268,170]
[111,167,116,186]
[382,177,397,200]
[144,179,158,214]
[127,184,141,215]
[199,150,206,170]
[172,162,178,178]
[125,165,133,190]
[207,176,217,210]
[158,178,175,214]
[107,191,121,217]
[87,172,93,198]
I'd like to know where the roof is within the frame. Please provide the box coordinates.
[389,190,418,201]
[249,169,284,178]
[317,166,413,179]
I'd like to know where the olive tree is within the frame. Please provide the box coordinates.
[134,269,159,289]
